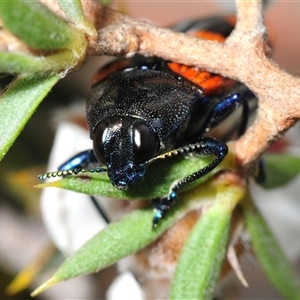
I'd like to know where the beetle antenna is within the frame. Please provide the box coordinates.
[38,167,107,180]
[144,143,201,166]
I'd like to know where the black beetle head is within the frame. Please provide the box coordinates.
[93,116,159,190]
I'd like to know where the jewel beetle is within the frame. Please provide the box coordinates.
[39,16,255,226]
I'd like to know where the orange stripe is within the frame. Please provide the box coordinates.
[168,23,237,95]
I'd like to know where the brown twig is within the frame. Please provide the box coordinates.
[84,1,300,172]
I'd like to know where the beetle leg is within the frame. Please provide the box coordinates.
[58,149,98,171]
[152,137,228,226]
[90,196,111,224]
[206,90,254,136]
[206,90,265,184]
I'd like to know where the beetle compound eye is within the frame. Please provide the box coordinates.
[93,122,108,165]
[133,124,159,165]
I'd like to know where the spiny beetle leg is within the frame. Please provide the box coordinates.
[151,137,228,226]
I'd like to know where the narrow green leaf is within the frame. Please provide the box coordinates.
[0,0,76,50]
[31,179,218,296]
[171,209,230,299]
[46,208,176,279]
[58,0,97,37]
[245,199,300,299]
[39,156,214,200]
[0,51,77,74]
[31,180,216,297]
[38,147,236,200]
[170,182,245,299]
[263,153,300,189]
[0,53,45,73]
[0,74,60,161]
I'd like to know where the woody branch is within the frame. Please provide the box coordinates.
[83,0,300,171]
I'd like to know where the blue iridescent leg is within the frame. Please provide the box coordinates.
[207,90,265,184]
[206,90,254,136]
[151,91,255,226]
[58,150,98,171]
[152,137,228,226]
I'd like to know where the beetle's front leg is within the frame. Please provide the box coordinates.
[151,137,228,227]
[58,149,98,171]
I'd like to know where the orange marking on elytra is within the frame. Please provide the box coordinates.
[168,28,236,95]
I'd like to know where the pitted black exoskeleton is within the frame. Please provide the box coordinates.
[39,16,255,226]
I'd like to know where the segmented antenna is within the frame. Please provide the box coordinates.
[145,142,205,165]
[38,167,107,180]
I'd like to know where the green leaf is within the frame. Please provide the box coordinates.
[0,74,60,162]
[58,0,97,37]
[263,153,300,189]
[31,185,210,297]
[38,147,237,200]
[0,0,76,50]
[0,51,78,74]
[245,199,300,299]
[39,156,214,200]
[0,53,46,73]
[32,161,241,296]
[45,208,174,279]
[171,210,230,299]
[170,181,245,299]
